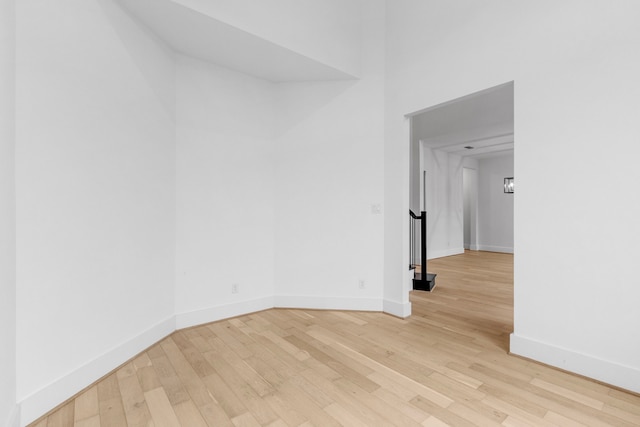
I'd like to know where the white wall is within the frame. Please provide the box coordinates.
[12,3,640,424]
[409,128,421,213]
[274,0,386,312]
[421,146,465,259]
[386,0,640,392]
[15,0,176,423]
[11,2,384,422]
[463,165,478,250]
[175,55,277,327]
[0,0,17,425]
[174,0,362,77]
[477,154,513,253]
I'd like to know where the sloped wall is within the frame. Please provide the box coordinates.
[174,0,362,77]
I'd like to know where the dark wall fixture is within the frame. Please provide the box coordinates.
[504,177,514,193]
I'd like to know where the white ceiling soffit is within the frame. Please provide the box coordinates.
[116,0,358,82]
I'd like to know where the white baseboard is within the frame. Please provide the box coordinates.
[175,296,275,330]
[4,405,19,427]
[275,295,383,312]
[18,316,175,427]
[477,245,514,254]
[19,294,392,426]
[427,247,464,260]
[510,333,640,394]
[383,299,411,318]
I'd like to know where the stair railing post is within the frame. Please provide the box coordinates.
[421,211,427,289]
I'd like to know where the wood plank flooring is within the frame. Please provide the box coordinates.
[31,251,640,426]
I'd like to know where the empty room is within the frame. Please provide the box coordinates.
[2,1,640,426]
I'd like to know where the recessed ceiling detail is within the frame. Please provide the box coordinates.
[413,82,514,159]
[436,133,514,159]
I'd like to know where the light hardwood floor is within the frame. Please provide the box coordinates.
[31,251,640,426]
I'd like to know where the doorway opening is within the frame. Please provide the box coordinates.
[407,81,514,288]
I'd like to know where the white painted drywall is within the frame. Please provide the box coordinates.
[274,0,386,312]
[175,55,277,327]
[386,0,640,392]
[12,3,640,425]
[173,0,362,78]
[463,167,478,250]
[116,0,359,83]
[409,125,421,214]
[0,0,17,425]
[477,154,513,253]
[15,0,176,423]
[420,146,465,259]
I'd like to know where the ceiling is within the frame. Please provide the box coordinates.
[411,82,514,159]
[113,1,514,150]
[115,0,358,82]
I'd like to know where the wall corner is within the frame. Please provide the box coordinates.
[383,299,411,318]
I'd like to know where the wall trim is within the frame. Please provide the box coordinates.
[428,247,464,260]
[175,296,275,330]
[4,405,19,427]
[510,333,640,394]
[19,294,391,425]
[18,315,175,427]
[477,245,513,254]
[383,299,411,318]
[275,295,383,312]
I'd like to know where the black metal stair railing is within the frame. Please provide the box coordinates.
[409,210,436,291]
[409,210,421,269]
